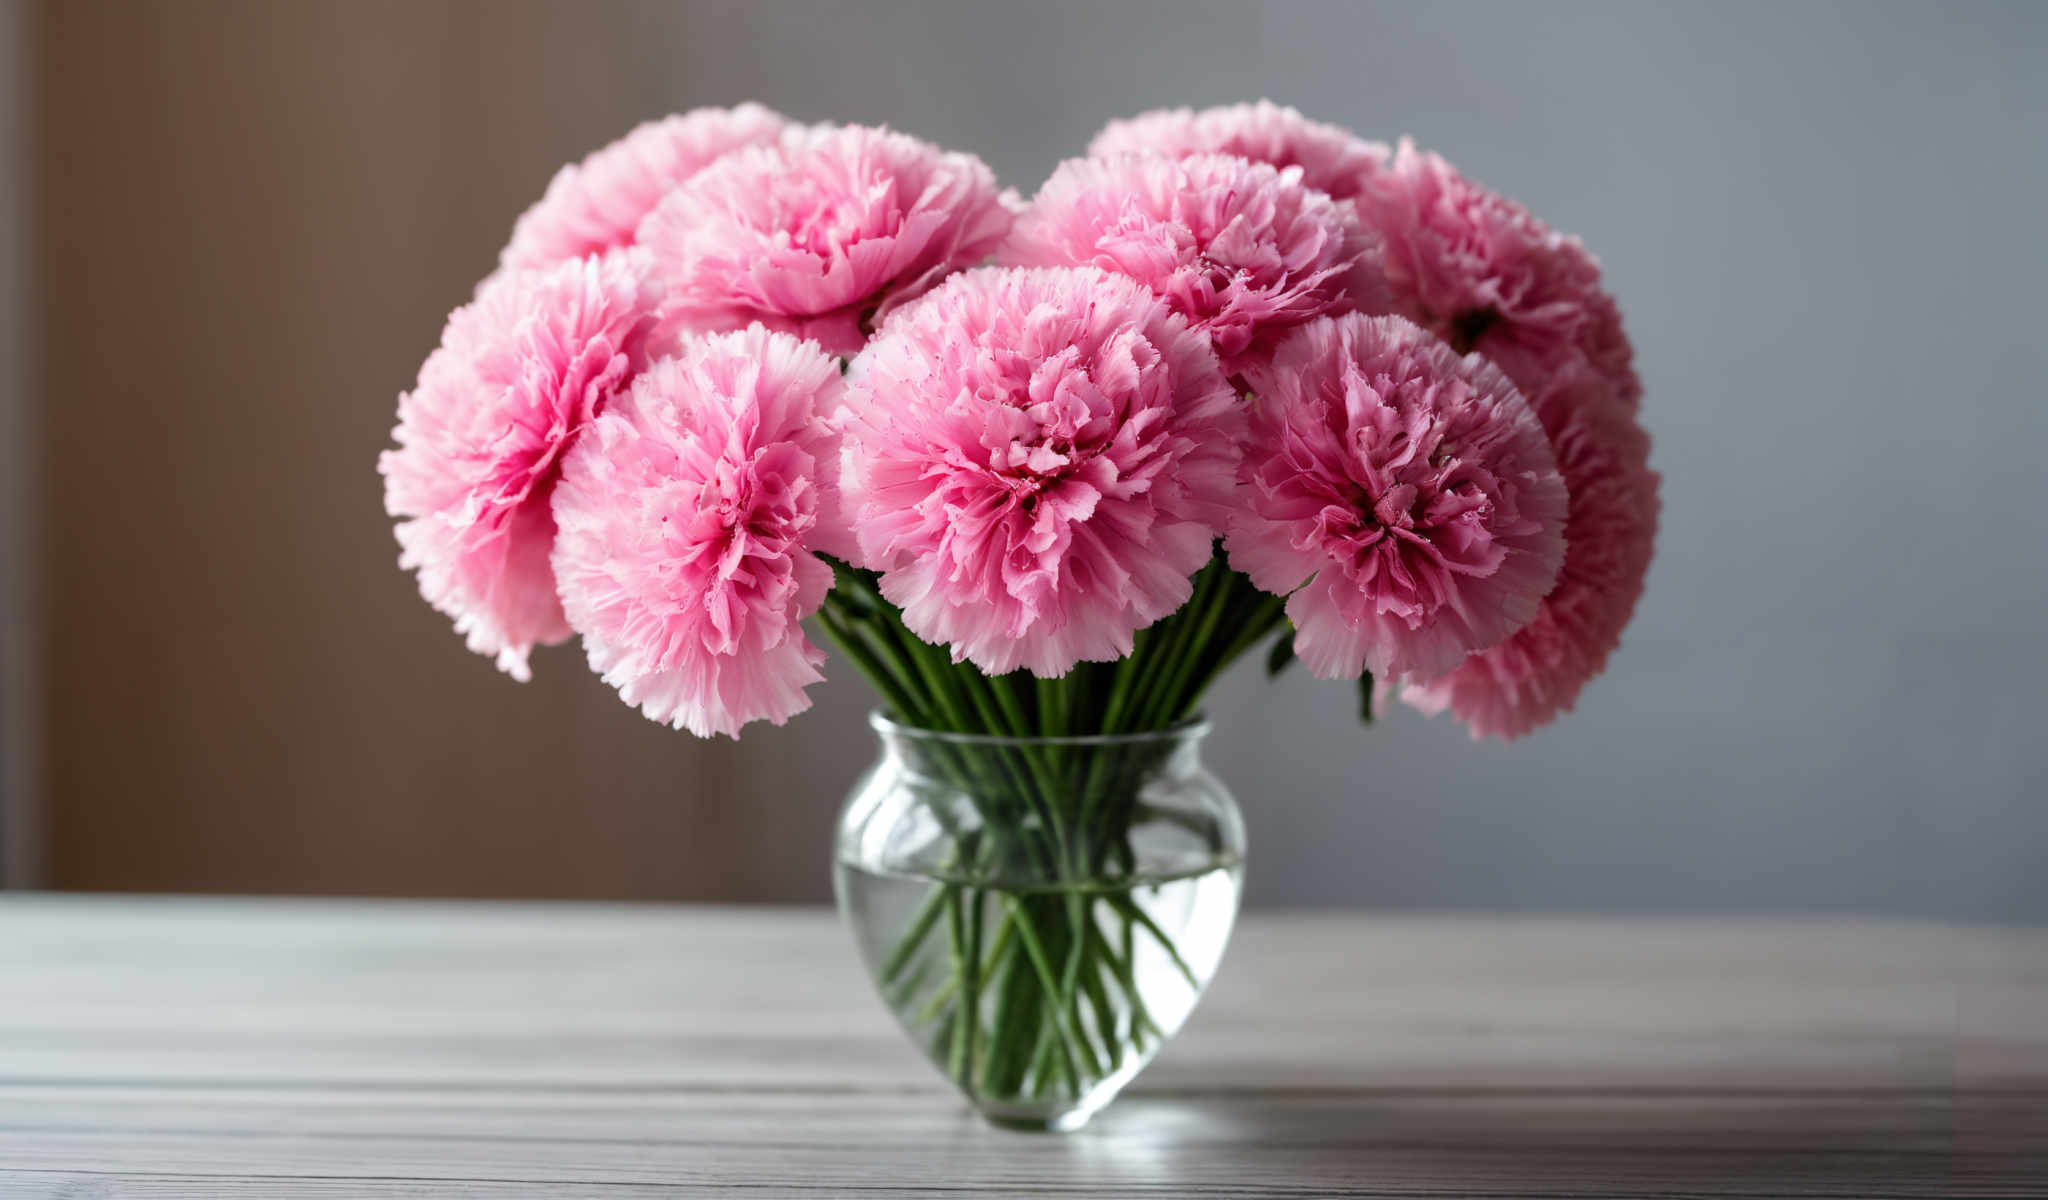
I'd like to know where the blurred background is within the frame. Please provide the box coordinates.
[0,1,2042,918]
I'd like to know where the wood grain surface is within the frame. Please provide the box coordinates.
[0,897,2041,1196]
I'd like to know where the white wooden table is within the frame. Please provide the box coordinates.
[0,897,2042,1197]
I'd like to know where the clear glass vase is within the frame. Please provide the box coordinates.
[834,712,1245,1131]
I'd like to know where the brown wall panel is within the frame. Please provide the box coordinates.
[31,1,812,899]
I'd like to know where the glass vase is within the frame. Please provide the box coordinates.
[834,712,1244,1131]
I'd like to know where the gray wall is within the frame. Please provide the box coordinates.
[702,0,2048,921]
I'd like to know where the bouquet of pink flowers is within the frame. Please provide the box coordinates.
[380,101,1657,1126]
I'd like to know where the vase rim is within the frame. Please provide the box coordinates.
[868,709,1211,748]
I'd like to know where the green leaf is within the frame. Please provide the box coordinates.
[1265,629,1297,678]
[1357,671,1376,726]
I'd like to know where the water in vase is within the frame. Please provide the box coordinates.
[836,859,1242,1130]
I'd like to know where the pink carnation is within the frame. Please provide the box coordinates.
[381,255,659,679]
[638,124,1013,356]
[841,266,1240,677]
[1001,153,1385,376]
[1228,314,1568,680]
[499,104,789,272]
[550,326,845,737]
[1355,138,1641,409]
[1089,100,1389,203]
[1401,365,1658,738]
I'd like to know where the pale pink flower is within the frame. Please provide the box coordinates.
[638,124,1013,356]
[381,255,659,679]
[550,326,845,737]
[841,266,1240,677]
[1089,100,1389,203]
[1001,153,1386,376]
[1401,365,1658,738]
[498,105,789,272]
[1355,138,1641,409]
[1228,314,1568,680]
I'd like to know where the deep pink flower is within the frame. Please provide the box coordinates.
[550,326,845,737]
[1088,100,1389,203]
[637,124,1014,356]
[1401,364,1658,738]
[381,255,659,679]
[1355,138,1641,409]
[1001,153,1385,376]
[1228,314,1568,680]
[499,104,789,272]
[840,266,1240,677]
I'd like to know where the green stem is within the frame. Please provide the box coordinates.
[1078,945,1123,1068]
[812,607,924,721]
[1109,892,1201,990]
[945,886,972,1089]
[1091,911,1161,1042]
[960,886,983,1093]
[881,883,951,985]
[1002,895,1103,1082]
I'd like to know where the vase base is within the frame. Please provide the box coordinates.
[977,1104,1098,1133]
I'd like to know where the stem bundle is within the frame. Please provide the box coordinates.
[818,548,1283,1114]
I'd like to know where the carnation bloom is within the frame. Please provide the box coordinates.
[1354,138,1641,409]
[1088,100,1388,203]
[381,255,657,679]
[1401,365,1658,738]
[1001,153,1385,375]
[1228,313,1568,680]
[550,326,846,737]
[638,124,1013,356]
[840,266,1240,677]
[498,104,789,272]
